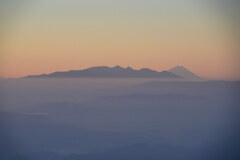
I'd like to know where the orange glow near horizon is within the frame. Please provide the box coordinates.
[1,0,239,80]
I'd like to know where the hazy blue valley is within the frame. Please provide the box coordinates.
[0,77,239,160]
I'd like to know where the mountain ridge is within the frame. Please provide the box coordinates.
[24,65,201,79]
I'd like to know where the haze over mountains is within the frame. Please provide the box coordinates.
[24,65,202,80]
[1,79,239,160]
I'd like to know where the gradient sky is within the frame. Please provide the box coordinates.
[1,0,239,79]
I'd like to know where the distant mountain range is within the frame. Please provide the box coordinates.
[24,65,202,79]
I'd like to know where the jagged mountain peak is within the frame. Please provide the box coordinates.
[24,65,180,79]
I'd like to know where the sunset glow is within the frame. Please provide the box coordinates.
[1,0,239,79]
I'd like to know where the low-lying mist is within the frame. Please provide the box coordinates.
[0,78,239,160]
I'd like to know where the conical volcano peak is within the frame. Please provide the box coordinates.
[168,66,202,80]
[171,66,188,70]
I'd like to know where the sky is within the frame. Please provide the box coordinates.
[1,0,239,80]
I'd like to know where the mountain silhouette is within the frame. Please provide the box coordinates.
[168,66,202,80]
[24,66,181,78]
